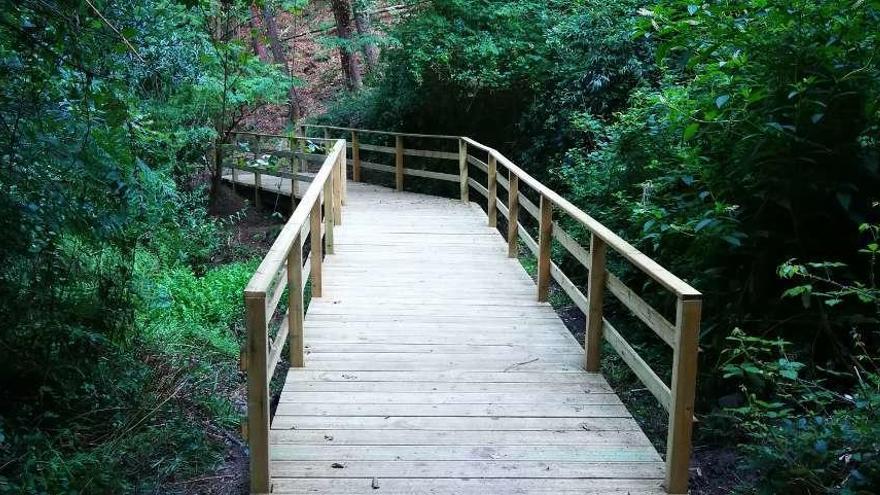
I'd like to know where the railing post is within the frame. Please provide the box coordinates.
[340,140,348,206]
[310,200,323,297]
[323,127,330,140]
[459,139,469,203]
[395,135,404,191]
[244,292,270,493]
[585,233,607,372]
[323,176,334,255]
[665,297,701,494]
[333,145,343,224]
[507,171,519,258]
[487,153,497,228]
[537,195,552,302]
[288,234,305,367]
[289,135,299,198]
[254,171,262,208]
[352,131,361,182]
[253,135,262,208]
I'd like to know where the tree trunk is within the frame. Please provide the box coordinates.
[260,4,303,123]
[329,0,362,91]
[352,2,379,72]
[248,4,270,62]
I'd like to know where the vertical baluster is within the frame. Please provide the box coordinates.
[507,171,519,258]
[665,297,701,494]
[585,233,607,372]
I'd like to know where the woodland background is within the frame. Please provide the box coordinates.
[0,1,878,494]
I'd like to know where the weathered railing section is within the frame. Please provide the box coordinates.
[237,125,701,494]
[239,137,346,494]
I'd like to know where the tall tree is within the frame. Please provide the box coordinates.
[352,0,379,72]
[329,0,362,90]
[260,3,303,122]
[248,3,270,61]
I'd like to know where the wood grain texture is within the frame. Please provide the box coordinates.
[269,183,664,495]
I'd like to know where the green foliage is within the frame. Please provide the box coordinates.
[0,0,283,491]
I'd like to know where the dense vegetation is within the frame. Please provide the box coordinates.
[2,0,878,493]
[320,0,880,492]
[0,1,288,492]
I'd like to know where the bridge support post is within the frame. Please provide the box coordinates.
[244,292,271,494]
[537,195,552,302]
[665,297,701,494]
[310,199,323,297]
[288,233,305,367]
[585,233,607,372]
[507,172,519,258]
[459,139,469,203]
[487,153,497,228]
[395,136,404,191]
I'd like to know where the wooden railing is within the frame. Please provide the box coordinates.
[239,136,346,494]
[238,125,701,495]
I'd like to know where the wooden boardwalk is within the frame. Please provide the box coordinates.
[223,170,311,199]
[269,183,666,494]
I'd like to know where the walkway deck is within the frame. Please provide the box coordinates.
[268,183,666,494]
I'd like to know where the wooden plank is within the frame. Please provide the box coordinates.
[273,476,665,495]
[271,416,643,431]
[271,429,652,446]
[268,444,660,462]
[275,462,663,480]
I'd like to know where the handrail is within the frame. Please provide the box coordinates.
[241,124,701,495]
[238,136,346,494]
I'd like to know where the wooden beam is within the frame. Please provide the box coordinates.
[310,200,323,297]
[585,233,607,372]
[487,153,497,228]
[459,139,469,203]
[665,298,701,494]
[288,233,305,367]
[245,293,271,493]
[507,172,519,258]
[537,195,552,302]
[395,135,404,191]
